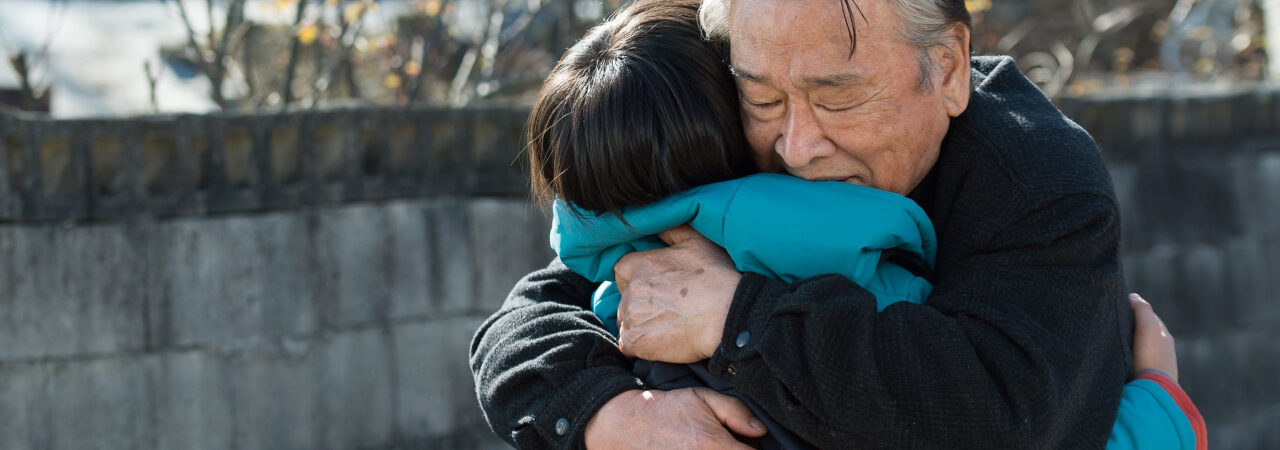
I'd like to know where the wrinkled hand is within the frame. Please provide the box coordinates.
[613,225,742,363]
[584,388,766,449]
[1130,293,1178,381]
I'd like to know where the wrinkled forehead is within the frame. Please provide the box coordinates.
[727,0,894,76]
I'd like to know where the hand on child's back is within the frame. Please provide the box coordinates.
[1130,293,1178,381]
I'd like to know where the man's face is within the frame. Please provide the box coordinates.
[729,0,960,195]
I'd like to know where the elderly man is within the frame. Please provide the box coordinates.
[472,0,1136,448]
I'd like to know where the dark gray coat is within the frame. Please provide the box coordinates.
[470,56,1132,449]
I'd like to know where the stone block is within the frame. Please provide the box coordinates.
[0,363,54,449]
[1177,332,1280,447]
[88,127,143,218]
[153,351,234,450]
[1122,245,1184,327]
[1144,156,1244,245]
[386,201,432,319]
[394,318,488,439]
[223,127,255,189]
[1223,237,1278,330]
[1262,236,1280,326]
[1164,96,1192,142]
[141,131,181,195]
[424,109,469,194]
[147,213,317,348]
[1132,237,1272,334]
[0,122,19,219]
[426,199,477,315]
[0,223,147,360]
[39,136,77,199]
[204,117,266,214]
[269,125,301,185]
[467,109,526,196]
[387,120,419,176]
[230,343,323,450]
[145,116,204,217]
[319,328,395,448]
[1174,243,1233,330]
[314,120,348,182]
[1238,91,1271,137]
[1127,99,1165,149]
[313,204,393,327]
[1108,163,1143,252]
[1256,153,1280,239]
[468,199,555,313]
[1209,405,1280,450]
[45,357,155,450]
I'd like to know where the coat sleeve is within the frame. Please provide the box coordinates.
[469,259,640,449]
[706,192,1132,449]
[1105,370,1207,450]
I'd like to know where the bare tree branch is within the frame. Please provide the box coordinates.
[282,0,309,105]
[143,60,162,113]
[10,52,39,111]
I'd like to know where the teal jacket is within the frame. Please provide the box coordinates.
[551,173,1202,450]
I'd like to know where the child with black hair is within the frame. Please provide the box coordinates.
[525,0,1203,448]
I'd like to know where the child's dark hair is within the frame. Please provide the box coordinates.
[527,0,756,215]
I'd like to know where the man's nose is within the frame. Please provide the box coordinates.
[776,103,835,170]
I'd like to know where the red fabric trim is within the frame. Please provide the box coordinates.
[1137,371,1208,450]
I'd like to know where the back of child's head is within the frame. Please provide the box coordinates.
[527,0,755,215]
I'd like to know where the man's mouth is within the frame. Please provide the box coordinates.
[798,173,868,186]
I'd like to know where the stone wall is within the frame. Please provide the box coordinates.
[0,106,550,449]
[0,197,553,450]
[1060,89,1280,449]
[0,88,1278,449]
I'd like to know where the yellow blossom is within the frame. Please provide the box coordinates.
[966,0,992,13]
[423,0,442,17]
[298,24,319,45]
[345,2,368,24]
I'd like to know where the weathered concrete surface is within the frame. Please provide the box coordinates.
[0,198,545,450]
[0,225,148,360]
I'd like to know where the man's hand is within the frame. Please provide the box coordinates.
[613,226,743,363]
[1130,293,1179,381]
[584,388,767,449]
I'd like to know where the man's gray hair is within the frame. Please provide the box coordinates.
[699,0,969,93]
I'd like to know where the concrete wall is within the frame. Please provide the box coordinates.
[0,106,552,449]
[1061,89,1280,449]
[0,198,554,450]
[0,89,1278,449]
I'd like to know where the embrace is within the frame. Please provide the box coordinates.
[472,0,1205,448]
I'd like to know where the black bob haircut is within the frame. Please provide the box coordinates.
[526,0,756,215]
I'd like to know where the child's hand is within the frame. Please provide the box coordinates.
[1130,293,1179,382]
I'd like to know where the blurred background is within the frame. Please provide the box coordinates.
[0,0,1275,115]
[0,0,1276,449]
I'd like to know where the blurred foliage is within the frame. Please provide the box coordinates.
[969,0,1271,96]
[158,0,629,111]
[156,0,1270,111]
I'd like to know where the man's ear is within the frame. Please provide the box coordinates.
[932,23,971,118]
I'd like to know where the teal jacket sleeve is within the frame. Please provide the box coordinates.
[1106,370,1207,450]
[551,173,937,334]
